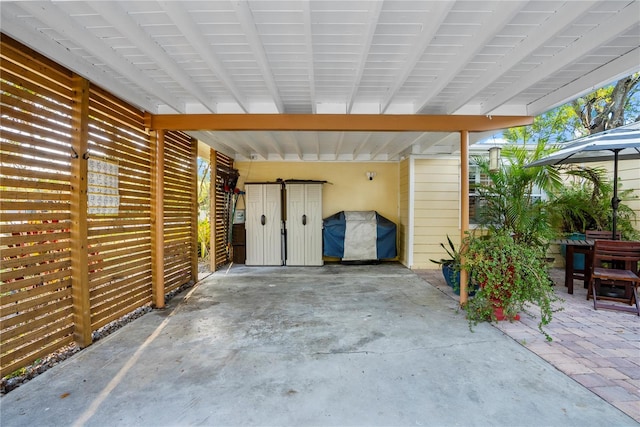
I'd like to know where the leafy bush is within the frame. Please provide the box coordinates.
[197,219,210,259]
[461,230,561,341]
[548,173,639,240]
[472,142,562,246]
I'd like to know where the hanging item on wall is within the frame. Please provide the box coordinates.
[217,164,239,192]
[87,157,119,215]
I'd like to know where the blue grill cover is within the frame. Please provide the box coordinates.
[323,211,397,260]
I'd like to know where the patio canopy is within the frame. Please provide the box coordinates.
[526,121,640,239]
[525,122,640,167]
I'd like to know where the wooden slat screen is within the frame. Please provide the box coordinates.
[163,131,197,292]
[86,85,153,331]
[0,35,75,377]
[214,152,234,270]
[0,34,203,379]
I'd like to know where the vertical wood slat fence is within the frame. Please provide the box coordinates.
[87,85,154,332]
[1,34,199,378]
[163,131,198,292]
[213,152,235,270]
[0,35,75,378]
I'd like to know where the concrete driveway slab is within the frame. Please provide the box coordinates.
[1,263,637,426]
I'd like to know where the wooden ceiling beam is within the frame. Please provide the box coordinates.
[146,113,533,133]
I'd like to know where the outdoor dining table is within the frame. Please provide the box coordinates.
[554,238,595,294]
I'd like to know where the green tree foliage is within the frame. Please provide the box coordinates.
[197,158,211,259]
[503,104,577,145]
[498,74,640,239]
[572,73,640,134]
[197,158,211,217]
[504,73,640,144]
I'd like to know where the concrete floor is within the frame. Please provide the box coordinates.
[417,267,640,423]
[1,263,638,426]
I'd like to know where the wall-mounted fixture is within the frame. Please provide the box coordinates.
[366,171,377,181]
[489,147,501,172]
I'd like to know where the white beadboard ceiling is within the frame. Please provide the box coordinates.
[2,0,639,161]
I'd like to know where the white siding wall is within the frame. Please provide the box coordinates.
[406,155,638,271]
[412,158,461,269]
[398,158,410,266]
[618,158,640,234]
[586,159,640,235]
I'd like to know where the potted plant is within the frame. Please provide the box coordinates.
[460,230,561,341]
[430,235,460,286]
[430,235,479,296]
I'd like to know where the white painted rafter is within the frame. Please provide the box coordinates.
[204,131,238,156]
[0,3,157,113]
[219,131,267,160]
[389,132,438,160]
[89,1,218,113]
[527,47,640,116]
[311,131,320,160]
[371,133,413,161]
[263,132,286,160]
[282,132,303,160]
[231,0,284,113]
[4,0,637,162]
[159,1,249,113]
[380,1,454,114]
[243,132,269,160]
[445,1,598,114]
[404,133,461,156]
[414,1,527,113]
[301,1,316,114]
[18,1,186,113]
[352,133,375,159]
[334,132,346,161]
[189,131,249,159]
[480,1,640,114]
[347,1,384,114]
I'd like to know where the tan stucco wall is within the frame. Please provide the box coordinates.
[234,161,400,224]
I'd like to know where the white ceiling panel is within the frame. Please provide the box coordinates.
[2,0,638,161]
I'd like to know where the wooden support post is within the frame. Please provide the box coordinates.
[70,76,92,347]
[190,136,198,282]
[209,149,217,272]
[151,130,165,308]
[459,130,470,306]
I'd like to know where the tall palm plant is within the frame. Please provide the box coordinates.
[473,141,564,245]
[547,168,639,240]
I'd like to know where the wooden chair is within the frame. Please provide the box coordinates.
[585,230,621,240]
[588,240,640,315]
[565,231,620,292]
